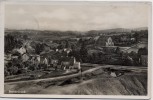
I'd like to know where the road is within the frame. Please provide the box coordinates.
[81,63,147,70]
[5,64,147,85]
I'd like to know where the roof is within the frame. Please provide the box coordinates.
[88,49,104,55]
[60,57,74,62]
[96,36,112,46]
[11,49,21,56]
[40,50,56,58]
[59,57,75,66]
[93,36,100,41]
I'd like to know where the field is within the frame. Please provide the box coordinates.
[5,65,93,83]
[5,64,147,95]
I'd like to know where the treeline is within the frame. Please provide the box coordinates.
[6,30,82,38]
[5,34,23,54]
[132,30,148,42]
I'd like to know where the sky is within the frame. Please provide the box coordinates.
[5,2,151,31]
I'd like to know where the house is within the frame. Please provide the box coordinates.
[16,46,27,55]
[60,57,81,70]
[96,36,114,47]
[60,57,75,67]
[29,55,41,64]
[5,54,12,61]
[22,53,29,62]
[63,48,72,55]
[43,43,51,52]
[5,54,12,65]
[106,37,114,46]
[73,62,81,70]
[131,38,135,41]
[24,44,35,54]
[43,58,48,66]
[36,55,41,63]
[93,36,100,41]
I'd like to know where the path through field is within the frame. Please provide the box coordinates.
[4,64,147,95]
[5,64,147,84]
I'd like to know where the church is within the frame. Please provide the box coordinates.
[96,35,114,47]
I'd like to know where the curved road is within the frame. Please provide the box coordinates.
[5,64,147,85]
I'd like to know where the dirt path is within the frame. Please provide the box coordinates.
[5,64,147,85]
[5,65,103,84]
[4,67,147,95]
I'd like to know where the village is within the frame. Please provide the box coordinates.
[4,29,148,83]
[3,2,150,96]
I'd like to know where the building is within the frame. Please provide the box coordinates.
[22,54,29,62]
[60,57,81,70]
[96,36,114,47]
[17,46,27,55]
[60,57,75,66]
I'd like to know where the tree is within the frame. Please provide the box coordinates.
[80,41,88,62]
[35,43,45,54]
[133,32,139,42]
[5,34,15,53]
[115,47,120,54]
[23,34,28,40]
[5,34,23,54]
[57,44,64,49]
[65,40,70,48]
[129,51,139,65]
[71,44,76,50]
[138,47,148,56]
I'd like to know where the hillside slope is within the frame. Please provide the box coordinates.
[72,74,147,95]
[5,73,147,95]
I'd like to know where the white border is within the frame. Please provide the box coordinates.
[0,0,152,99]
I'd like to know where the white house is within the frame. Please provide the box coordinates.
[17,46,26,55]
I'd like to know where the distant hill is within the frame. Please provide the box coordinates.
[5,27,148,36]
[86,27,148,36]
[86,28,130,36]
[131,27,148,31]
[95,28,131,33]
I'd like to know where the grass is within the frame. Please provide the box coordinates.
[4,71,147,95]
[72,73,147,95]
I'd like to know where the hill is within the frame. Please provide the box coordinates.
[132,27,148,31]
[86,27,148,36]
[5,27,148,40]
[4,72,147,95]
